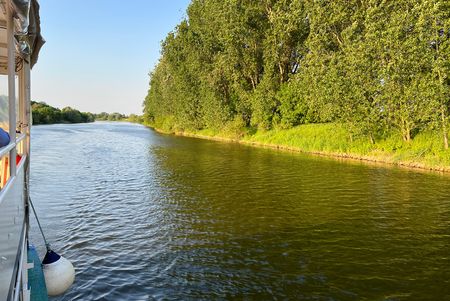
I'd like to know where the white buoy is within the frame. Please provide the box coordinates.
[42,250,75,296]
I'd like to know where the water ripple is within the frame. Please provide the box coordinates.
[28,122,450,300]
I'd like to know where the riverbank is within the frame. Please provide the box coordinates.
[145,122,450,173]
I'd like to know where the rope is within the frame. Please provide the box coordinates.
[15,57,23,72]
[28,196,51,251]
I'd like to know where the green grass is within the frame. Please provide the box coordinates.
[243,123,351,153]
[244,124,450,168]
[146,119,450,171]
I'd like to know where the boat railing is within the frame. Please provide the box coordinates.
[0,0,34,300]
[12,222,27,301]
[0,131,27,158]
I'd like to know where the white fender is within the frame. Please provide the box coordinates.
[42,250,75,296]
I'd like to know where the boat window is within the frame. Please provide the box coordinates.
[15,75,19,130]
[0,75,20,134]
[0,75,8,132]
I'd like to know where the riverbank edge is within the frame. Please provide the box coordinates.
[146,125,450,174]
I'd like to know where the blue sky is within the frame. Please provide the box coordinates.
[31,0,191,115]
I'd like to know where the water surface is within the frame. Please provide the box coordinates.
[30,122,450,300]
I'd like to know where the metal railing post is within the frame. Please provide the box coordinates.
[7,0,17,178]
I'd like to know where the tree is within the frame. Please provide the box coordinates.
[415,0,450,148]
[143,0,450,147]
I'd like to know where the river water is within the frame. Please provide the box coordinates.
[29,122,450,300]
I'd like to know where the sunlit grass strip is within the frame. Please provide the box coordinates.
[146,119,450,172]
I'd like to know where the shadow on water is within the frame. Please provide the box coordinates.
[30,122,450,300]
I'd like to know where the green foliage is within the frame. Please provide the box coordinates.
[95,112,127,121]
[246,123,450,167]
[246,123,350,153]
[222,115,249,139]
[126,114,144,123]
[275,81,312,128]
[31,102,130,125]
[31,102,95,125]
[144,0,450,153]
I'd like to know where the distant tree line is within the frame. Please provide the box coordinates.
[144,0,450,148]
[32,102,129,125]
[95,112,127,121]
[32,101,95,124]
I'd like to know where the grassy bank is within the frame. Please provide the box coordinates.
[145,120,450,172]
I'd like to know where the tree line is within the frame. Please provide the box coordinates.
[32,101,95,124]
[95,112,127,121]
[144,0,450,148]
[31,101,128,125]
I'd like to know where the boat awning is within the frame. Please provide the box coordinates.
[0,0,45,71]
